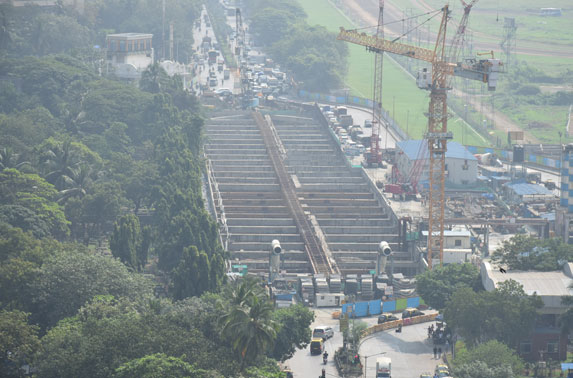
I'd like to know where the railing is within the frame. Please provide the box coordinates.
[206,156,230,251]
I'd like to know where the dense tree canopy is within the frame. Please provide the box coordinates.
[0,2,317,376]
[416,262,481,310]
[491,235,573,271]
[444,280,543,347]
[244,0,347,92]
[452,340,524,374]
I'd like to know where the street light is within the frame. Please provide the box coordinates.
[363,351,386,378]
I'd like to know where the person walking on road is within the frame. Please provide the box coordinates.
[438,347,442,359]
[433,346,437,359]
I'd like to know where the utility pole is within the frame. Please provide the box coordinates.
[162,0,165,60]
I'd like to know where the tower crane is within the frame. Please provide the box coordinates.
[364,0,385,167]
[338,2,501,268]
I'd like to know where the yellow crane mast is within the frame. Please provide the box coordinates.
[338,3,501,268]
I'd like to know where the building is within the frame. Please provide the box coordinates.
[503,182,554,204]
[422,226,473,265]
[557,144,573,243]
[106,33,154,80]
[481,261,573,361]
[394,140,478,187]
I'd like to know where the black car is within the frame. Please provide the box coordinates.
[377,314,399,324]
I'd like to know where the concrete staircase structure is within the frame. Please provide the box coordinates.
[270,114,403,275]
[205,113,311,274]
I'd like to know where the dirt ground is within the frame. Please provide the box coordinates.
[336,0,545,144]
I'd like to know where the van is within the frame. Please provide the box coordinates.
[310,338,324,355]
[402,308,424,319]
[313,326,334,340]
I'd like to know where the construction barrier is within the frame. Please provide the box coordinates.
[361,313,438,337]
[340,296,425,318]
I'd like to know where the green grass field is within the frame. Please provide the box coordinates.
[296,0,486,146]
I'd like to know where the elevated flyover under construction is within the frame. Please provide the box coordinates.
[204,107,417,276]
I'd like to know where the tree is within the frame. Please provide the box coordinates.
[453,340,524,373]
[31,249,153,329]
[110,214,141,269]
[0,310,40,377]
[453,360,515,378]
[270,304,314,361]
[444,280,543,347]
[171,246,210,300]
[416,262,481,310]
[35,297,238,378]
[220,278,279,369]
[115,353,215,378]
[0,169,69,239]
[491,235,573,271]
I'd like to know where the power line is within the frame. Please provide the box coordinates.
[348,8,441,33]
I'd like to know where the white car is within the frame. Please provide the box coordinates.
[214,88,232,96]
[312,326,334,340]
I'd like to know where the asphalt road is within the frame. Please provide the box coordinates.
[288,309,442,378]
[190,6,237,95]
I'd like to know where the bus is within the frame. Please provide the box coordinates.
[207,50,218,65]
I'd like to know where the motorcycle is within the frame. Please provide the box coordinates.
[323,353,328,365]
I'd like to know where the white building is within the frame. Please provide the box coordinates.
[106,33,154,80]
[395,140,478,187]
[422,226,473,265]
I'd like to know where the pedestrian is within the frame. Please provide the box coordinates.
[445,339,450,354]
[433,346,437,359]
[438,347,442,359]
[221,78,224,85]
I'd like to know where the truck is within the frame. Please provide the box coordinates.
[376,357,391,378]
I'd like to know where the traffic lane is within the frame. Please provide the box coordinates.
[288,309,342,378]
[360,321,437,378]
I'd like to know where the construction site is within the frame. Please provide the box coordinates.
[200,0,565,306]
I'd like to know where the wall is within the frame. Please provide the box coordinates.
[447,157,477,185]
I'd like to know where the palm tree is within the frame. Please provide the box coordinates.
[219,278,278,370]
[58,164,95,203]
[0,147,30,172]
[42,140,81,190]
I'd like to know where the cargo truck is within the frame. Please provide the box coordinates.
[376,357,391,378]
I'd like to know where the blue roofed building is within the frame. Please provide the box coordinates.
[503,182,554,204]
[395,140,478,187]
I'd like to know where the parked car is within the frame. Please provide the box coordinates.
[214,88,232,96]
[377,313,399,324]
[312,326,334,340]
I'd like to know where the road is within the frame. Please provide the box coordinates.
[289,309,443,378]
[190,5,238,95]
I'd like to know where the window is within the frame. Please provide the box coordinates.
[119,40,126,52]
[455,239,462,247]
[547,340,559,354]
[520,342,532,354]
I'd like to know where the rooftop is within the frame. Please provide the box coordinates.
[481,261,573,310]
[504,182,553,196]
[396,140,477,161]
